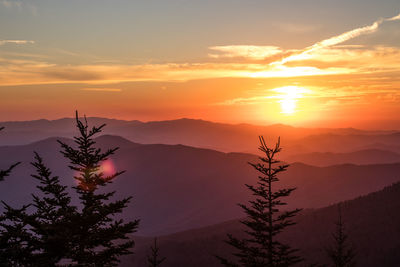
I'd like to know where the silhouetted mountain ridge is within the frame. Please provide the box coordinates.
[1,135,400,236]
[1,117,398,155]
[286,148,400,166]
[125,182,400,267]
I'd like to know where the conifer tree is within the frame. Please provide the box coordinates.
[218,136,302,267]
[0,150,77,266]
[0,127,26,266]
[147,238,166,267]
[26,152,77,265]
[58,112,139,266]
[1,113,139,266]
[326,205,356,267]
[0,202,34,267]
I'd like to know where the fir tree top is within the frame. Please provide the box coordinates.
[57,111,139,266]
[218,136,302,267]
[147,238,166,267]
[326,205,356,267]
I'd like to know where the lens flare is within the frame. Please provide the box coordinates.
[99,159,116,177]
[72,159,117,190]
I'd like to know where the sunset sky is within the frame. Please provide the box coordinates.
[1,0,400,129]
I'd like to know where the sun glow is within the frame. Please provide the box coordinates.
[272,86,311,115]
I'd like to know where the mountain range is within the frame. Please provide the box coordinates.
[1,135,400,235]
[1,118,400,265]
[1,117,399,156]
[124,182,400,267]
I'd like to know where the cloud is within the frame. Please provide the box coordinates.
[0,61,356,86]
[81,88,122,92]
[284,45,400,70]
[215,83,400,110]
[0,13,399,87]
[0,44,398,86]
[209,45,282,60]
[388,13,400,21]
[277,23,321,34]
[309,22,380,50]
[0,40,35,45]
[1,44,399,86]
[278,12,400,65]
[1,0,38,15]
[206,13,400,65]
[1,0,21,8]
[216,86,314,106]
[215,95,273,106]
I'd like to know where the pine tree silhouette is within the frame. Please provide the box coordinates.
[0,152,76,266]
[58,111,139,266]
[1,112,139,266]
[326,205,356,267]
[147,238,166,267]
[0,127,25,266]
[26,152,77,265]
[218,136,302,267]
[0,202,34,266]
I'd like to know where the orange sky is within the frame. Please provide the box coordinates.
[1,2,400,129]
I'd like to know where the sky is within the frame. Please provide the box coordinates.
[1,0,400,129]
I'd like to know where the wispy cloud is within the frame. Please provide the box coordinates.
[1,0,38,15]
[278,12,400,64]
[0,14,399,86]
[216,86,313,106]
[209,45,282,60]
[0,40,35,45]
[215,83,400,110]
[206,13,400,65]
[277,23,321,34]
[1,0,21,8]
[0,61,355,86]
[388,13,400,21]
[81,88,122,92]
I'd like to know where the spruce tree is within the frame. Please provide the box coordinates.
[26,152,77,265]
[58,112,139,266]
[147,238,166,267]
[218,136,302,267]
[0,202,34,267]
[0,150,76,266]
[326,205,356,267]
[1,113,139,266]
[0,127,26,266]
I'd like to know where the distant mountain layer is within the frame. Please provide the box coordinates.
[286,149,400,166]
[1,117,399,155]
[1,135,400,235]
[125,182,400,267]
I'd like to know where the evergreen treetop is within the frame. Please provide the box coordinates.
[147,238,166,267]
[218,136,302,267]
[27,152,77,265]
[326,205,356,267]
[57,111,139,266]
[1,112,139,266]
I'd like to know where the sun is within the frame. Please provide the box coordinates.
[272,86,311,115]
[280,98,297,114]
